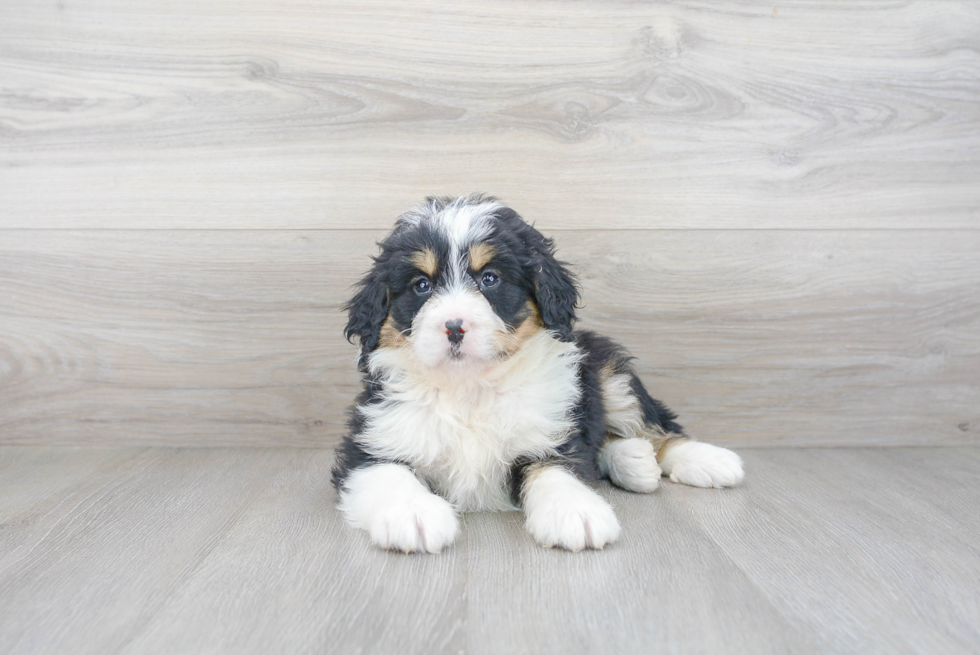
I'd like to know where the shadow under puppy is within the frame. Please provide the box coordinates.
[332,195,743,553]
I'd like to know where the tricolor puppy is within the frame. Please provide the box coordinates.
[332,195,743,553]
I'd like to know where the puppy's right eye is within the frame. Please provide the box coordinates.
[414,278,433,295]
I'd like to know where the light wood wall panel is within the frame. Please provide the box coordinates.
[1,229,977,448]
[1,1,978,230]
[1,1,978,448]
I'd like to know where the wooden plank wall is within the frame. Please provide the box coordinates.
[1,1,978,447]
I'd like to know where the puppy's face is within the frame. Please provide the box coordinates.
[384,236,535,369]
[345,196,579,371]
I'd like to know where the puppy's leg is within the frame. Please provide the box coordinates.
[598,364,743,489]
[598,436,662,493]
[657,436,744,489]
[597,366,665,493]
[516,461,621,551]
[337,463,459,553]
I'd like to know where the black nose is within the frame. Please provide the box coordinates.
[445,319,465,345]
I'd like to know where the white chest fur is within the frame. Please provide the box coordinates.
[358,332,583,511]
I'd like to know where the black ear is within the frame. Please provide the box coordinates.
[343,260,389,360]
[529,233,579,342]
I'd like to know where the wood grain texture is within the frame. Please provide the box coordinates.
[2,229,977,447]
[0,446,145,523]
[0,447,300,655]
[117,449,467,655]
[1,1,978,448]
[664,448,980,654]
[1,1,978,229]
[464,498,818,655]
[1,446,979,654]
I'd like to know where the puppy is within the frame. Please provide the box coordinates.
[332,195,743,553]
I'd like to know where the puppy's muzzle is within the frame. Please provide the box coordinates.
[445,319,466,346]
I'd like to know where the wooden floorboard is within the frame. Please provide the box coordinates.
[2,229,977,448]
[464,492,818,655]
[0,447,146,524]
[0,448,298,655]
[664,449,980,654]
[1,447,978,654]
[117,449,467,655]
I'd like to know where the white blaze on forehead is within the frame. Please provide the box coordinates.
[438,201,499,289]
[400,197,501,289]
[399,196,501,241]
[432,201,498,251]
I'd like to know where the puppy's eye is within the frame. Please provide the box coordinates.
[414,278,433,295]
[480,272,500,289]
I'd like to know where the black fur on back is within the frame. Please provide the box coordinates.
[575,330,683,435]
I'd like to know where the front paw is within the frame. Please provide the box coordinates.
[368,493,459,554]
[660,441,744,488]
[523,467,621,551]
[338,463,459,554]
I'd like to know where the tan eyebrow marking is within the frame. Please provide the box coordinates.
[410,247,438,277]
[468,242,497,271]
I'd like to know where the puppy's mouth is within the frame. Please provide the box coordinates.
[448,343,463,360]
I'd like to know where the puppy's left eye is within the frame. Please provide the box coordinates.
[480,272,500,289]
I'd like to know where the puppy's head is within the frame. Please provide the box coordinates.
[344,195,578,371]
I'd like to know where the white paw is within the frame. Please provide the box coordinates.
[365,493,459,554]
[659,441,744,488]
[523,467,621,551]
[338,463,459,553]
[599,438,662,493]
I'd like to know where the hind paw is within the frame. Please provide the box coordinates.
[599,438,662,493]
[660,441,744,489]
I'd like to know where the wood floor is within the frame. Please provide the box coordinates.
[1,447,978,655]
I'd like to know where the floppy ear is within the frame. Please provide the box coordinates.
[529,233,579,342]
[343,261,389,360]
